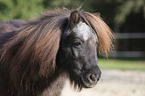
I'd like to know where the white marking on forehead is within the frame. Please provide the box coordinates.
[73,21,98,42]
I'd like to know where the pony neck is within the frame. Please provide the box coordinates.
[38,70,68,96]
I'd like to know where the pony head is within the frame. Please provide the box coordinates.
[56,9,114,88]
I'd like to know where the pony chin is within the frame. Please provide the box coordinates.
[69,79,83,91]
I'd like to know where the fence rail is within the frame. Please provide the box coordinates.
[110,51,145,58]
[110,33,145,58]
[114,33,145,39]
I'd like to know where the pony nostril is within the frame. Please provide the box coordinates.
[89,74,96,81]
[87,73,97,84]
[87,72,101,84]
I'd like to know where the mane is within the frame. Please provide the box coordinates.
[80,12,114,56]
[0,8,114,91]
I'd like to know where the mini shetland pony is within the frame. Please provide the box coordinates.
[0,8,114,96]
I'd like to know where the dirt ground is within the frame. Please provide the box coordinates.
[61,69,145,96]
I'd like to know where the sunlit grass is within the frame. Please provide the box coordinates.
[98,58,145,70]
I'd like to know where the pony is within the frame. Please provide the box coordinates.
[0,8,114,96]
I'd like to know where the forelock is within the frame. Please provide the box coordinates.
[72,21,98,42]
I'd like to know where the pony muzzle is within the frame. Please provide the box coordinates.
[81,67,101,88]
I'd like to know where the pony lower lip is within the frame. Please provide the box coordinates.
[81,77,97,88]
[83,82,97,88]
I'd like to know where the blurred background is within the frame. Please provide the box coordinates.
[0,0,144,59]
[0,0,145,96]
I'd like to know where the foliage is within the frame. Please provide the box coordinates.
[0,0,83,21]
[0,0,144,28]
[115,0,145,25]
[0,0,43,21]
[47,0,83,8]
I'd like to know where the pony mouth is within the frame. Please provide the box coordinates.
[81,75,98,88]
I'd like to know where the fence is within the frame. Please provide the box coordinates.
[109,33,145,58]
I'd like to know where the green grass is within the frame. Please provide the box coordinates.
[98,59,145,70]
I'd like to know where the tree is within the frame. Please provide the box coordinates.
[115,0,145,25]
[0,0,43,21]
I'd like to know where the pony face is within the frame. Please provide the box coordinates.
[57,11,101,88]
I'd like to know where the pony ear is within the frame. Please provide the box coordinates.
[93,13,101,17]
[70,10,80,28]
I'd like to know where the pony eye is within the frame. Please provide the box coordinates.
[73,41,81,47]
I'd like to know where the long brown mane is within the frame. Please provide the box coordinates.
[0,8,114,92]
